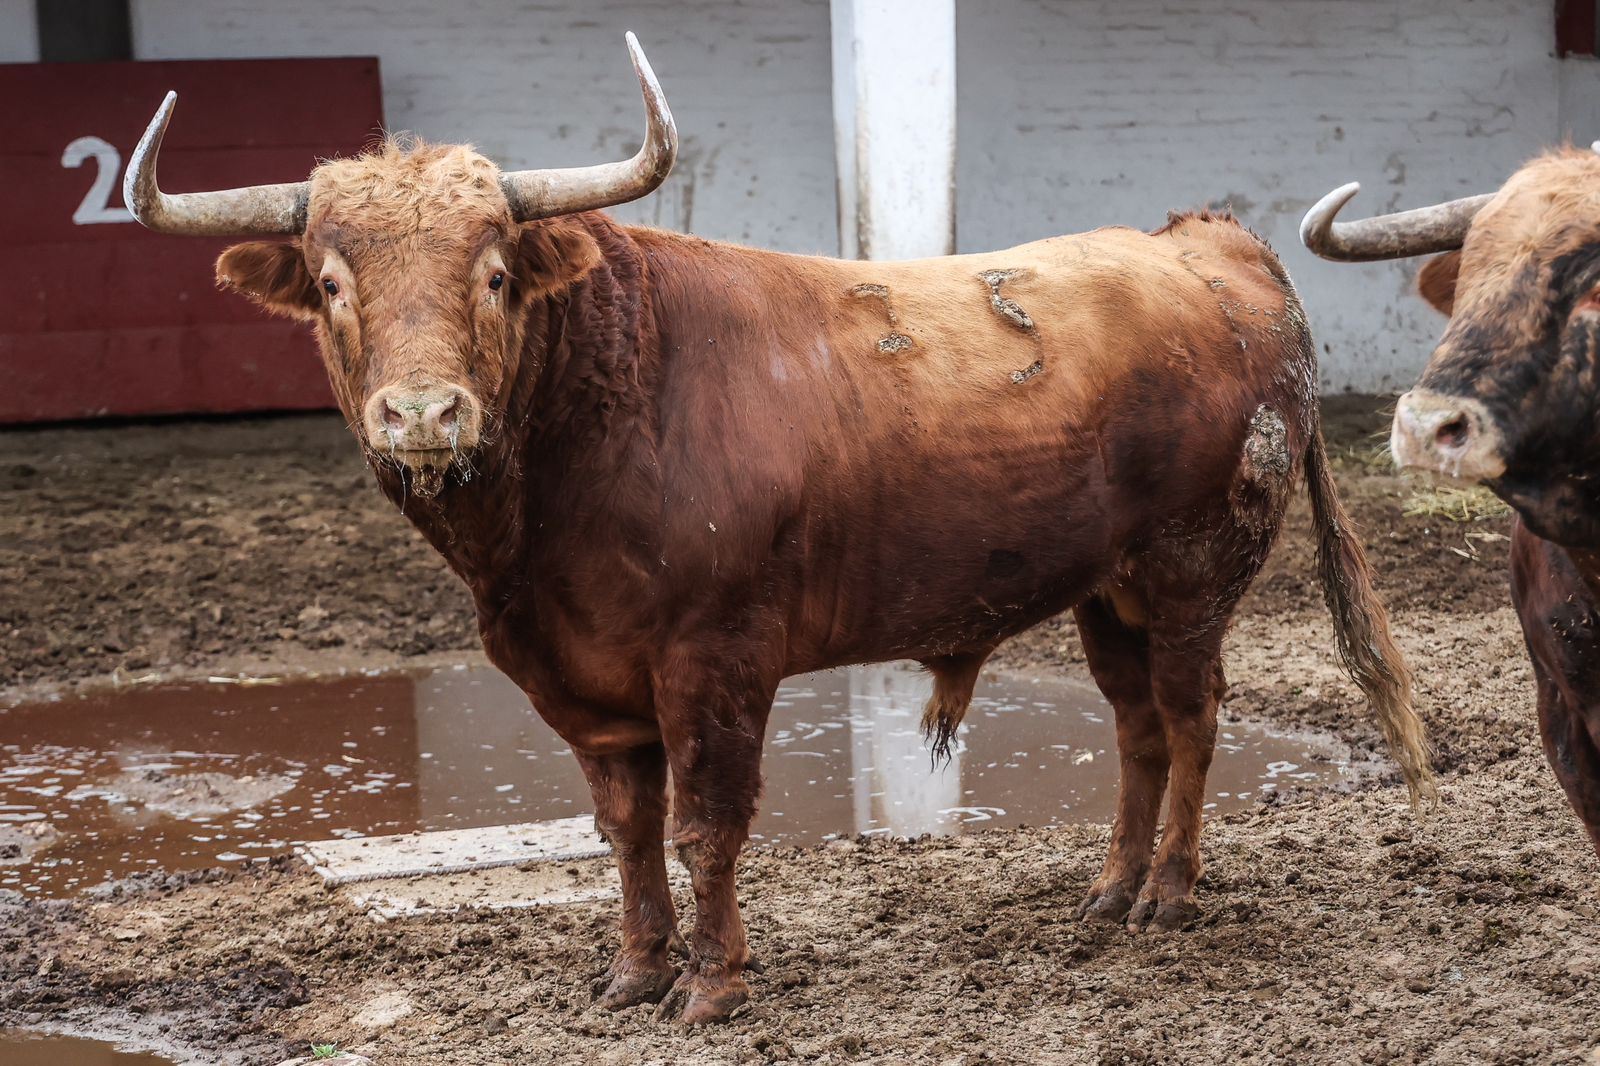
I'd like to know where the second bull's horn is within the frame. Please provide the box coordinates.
[499,32,677,221]
[1299,182,1494,263]
[123,91,310,237]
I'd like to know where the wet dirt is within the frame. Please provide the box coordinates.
[0,1031,178,1065]
[1,665,1356,897]
[0,416,477,701]
[1,397,1598,1063]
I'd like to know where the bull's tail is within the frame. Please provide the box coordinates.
[1304,424,1435,804]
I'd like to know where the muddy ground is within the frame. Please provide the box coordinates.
[1,398,1597,1064]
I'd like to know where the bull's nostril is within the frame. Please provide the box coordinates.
[437,398,459,430]
[1435,416,1470,451]
[383,403,406,430]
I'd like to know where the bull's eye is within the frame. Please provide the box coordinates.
[488,272,505,292]
[322,278,339,298]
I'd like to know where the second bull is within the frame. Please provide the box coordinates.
[1303,152,1600,857]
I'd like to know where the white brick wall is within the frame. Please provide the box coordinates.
[957,0,1597,392]
[128,0,839,253]
[125,0,1600,391]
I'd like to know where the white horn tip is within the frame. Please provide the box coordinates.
[624,31,651,72]
[1300,181,1361,249]
[125,91,180,226]
[151,90,177,130]
[1590,139,1600,155]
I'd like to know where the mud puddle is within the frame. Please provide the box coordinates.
[0,664,1363,896]
[0,1031,176,1064]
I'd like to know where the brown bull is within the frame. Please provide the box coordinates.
[129,36,1429,1024]
[1303,153,1600,856]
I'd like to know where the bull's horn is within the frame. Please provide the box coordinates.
[123,92,310,236]
[1299,181,1493,262]
[500,32,676,222]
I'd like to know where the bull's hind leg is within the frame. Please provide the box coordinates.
[1126,628,1229,932]
[575,743,680,1010]
[1074,591,1168,923]
[1128,527,1279,929]
[1123,410,1292,931]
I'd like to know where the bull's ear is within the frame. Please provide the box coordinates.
[215,241,320,321]
[514,220,603,299]
[1417,251,1461,317]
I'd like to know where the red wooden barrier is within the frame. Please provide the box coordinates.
[0,58,383,423]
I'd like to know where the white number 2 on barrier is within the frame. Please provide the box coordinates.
[61,136,134,225]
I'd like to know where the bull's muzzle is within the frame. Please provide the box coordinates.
[363,383,482,459]
[1390,389,1507,481]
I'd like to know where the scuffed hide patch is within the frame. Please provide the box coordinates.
[1242,404,1290,483]
[977,269,1035,332]
[1230,403,1292,533]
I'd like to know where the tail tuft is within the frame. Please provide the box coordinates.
[919,658,983,766]
[921,690,966,765]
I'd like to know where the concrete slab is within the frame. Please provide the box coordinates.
[341,858,625,920]
[296,817,638,919]
[297,816,610,885]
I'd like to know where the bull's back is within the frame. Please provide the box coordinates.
[801,216,1308,487]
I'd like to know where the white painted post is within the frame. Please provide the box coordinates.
[0,0,39,62]
[848,664,962,839]
[830,0,957,260]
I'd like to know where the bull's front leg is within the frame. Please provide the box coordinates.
[1530,658,1600,858]
[573,743,681,1009]
[651,660,775,1025]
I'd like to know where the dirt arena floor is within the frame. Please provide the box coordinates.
[2,397,1597,1064]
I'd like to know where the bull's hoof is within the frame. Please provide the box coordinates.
[592,959,677,1010]
[1076,882,1136,924]
[1125,895,1199,933]
[653,969,750,1025]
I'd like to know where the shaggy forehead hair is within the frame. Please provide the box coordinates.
[309,139,511,233]
[1455,148,1600,332]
